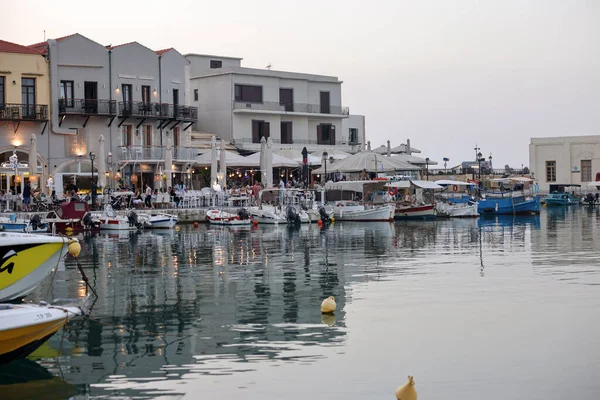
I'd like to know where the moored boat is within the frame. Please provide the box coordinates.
[248,207,286,224]
[0,233,76,302]
[394,203,436,220]
[146,213,178,229]
[545,192,578,206]
[41,200,99,233]
[95,205,140,231]
[436,200,479,218]
[332,201,394,222]
[206,209,252,225]
[0,301,85,365]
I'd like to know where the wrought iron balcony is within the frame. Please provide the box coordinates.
[119,102,171,118]
[0,104,48,121]
[235,138,361,146]
[59,99,117,115]
[174,105,198,122]
[232,101,350,116]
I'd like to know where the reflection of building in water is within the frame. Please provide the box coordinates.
[27,224,400,392]
[530,208,600,283]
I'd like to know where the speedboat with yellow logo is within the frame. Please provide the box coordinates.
[0,233,75,302]
[0,301,85,364]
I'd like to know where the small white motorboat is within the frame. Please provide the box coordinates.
[206,209,252,225]
[248,207,286,224]
[436,201,479,218]
[146,213,178,229]
[0,300,86,364]
[95,205,140,231]
[0,233,76,302]
[332,201,394,222]
[0,214,31,232]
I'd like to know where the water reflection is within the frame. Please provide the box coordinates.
[12,210,600,399]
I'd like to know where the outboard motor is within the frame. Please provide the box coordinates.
[286,205,301,224]
[318,206,330,223]
[237,208,250,220]
[82,212,93,228]
[585,193,595,205]
[30,214,46,231]
[127,211,143,229]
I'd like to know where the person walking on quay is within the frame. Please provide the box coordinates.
[22,181,31,211]
[144,184,153,208]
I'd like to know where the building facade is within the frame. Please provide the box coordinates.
[0,40,49,194]
[186,54,364,153]
[529,135,600,192]
[28,34,198,195]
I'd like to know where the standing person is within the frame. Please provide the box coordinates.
[22,181,31,211]
[144,184,153,208]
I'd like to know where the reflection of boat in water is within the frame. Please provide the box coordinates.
[0,359,78,400]
[0,233,76,302]
[0,301,86,364]
[478,214,541,228]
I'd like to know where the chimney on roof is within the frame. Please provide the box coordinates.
[407,139,411,155]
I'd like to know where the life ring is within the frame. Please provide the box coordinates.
[452,185,459,192]
[388,187,399,196]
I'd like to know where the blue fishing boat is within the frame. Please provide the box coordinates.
[544,192,578,206]
[477,195,540,215]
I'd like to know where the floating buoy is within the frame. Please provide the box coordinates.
[175,226,180,232]
[395,376,417,400]
[67,240,81,257]
[331,217,335,223]
[65,226,73,233]
[318,219,323,227]
[321,296,336,313]
[194,221,199,228]
[253,219,258,226]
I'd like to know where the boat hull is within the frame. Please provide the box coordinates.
[0,234,71,302]
[478,197,540,215]
[394,204,436,220]
[334,206,393,222]
[0,303,82,364]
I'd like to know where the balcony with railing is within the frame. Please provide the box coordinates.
[232,101,350,116]
[0,104,48,121]
[235,138,361,146]
[118,102,198,121]
[59,99,116,116]
[174,105,198,122]
[119,102,170,118]
[118,146,201,162]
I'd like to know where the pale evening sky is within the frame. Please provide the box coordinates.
[2,0,599,169]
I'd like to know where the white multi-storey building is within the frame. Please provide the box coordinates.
[186,54,365,153]
[530,135,600,192]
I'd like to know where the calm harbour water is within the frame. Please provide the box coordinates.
[2,206,600,399]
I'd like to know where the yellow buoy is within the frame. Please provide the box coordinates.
[395,376,417,400]
[321,296,336,313]
[65,226,73,233]
[175,225,180,232]
[67,240,81,257]
[331,217,335,223]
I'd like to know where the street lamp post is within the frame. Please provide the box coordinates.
[322,151,328,183]
[488,154,493,175]
[89,151,96,210]
[477,151,482,180]
[425,157,430,180]
[473,144,480,180]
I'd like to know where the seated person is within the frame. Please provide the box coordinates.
[132,190,144,208]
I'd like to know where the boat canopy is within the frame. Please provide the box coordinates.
[324,180,378,193]
[386,180,443,189]
[434,180,474,186]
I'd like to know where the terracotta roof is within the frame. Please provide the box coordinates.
[105,41,136,50]
[156,48,173,55]
[28,33,77,55]
[0,39,43,55]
